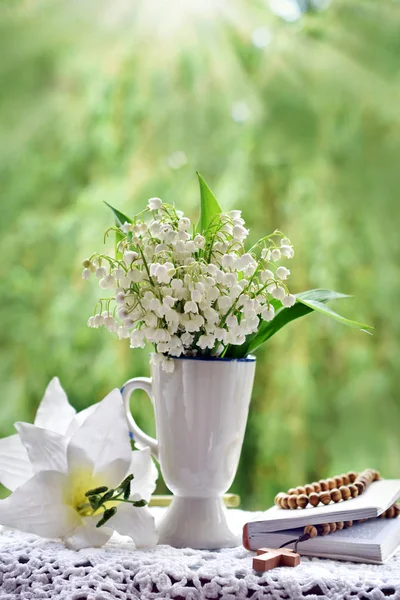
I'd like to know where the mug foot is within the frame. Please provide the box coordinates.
[157,496,241,549]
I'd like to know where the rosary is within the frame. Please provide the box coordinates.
[254,469,400,571]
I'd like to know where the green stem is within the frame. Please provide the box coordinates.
[138,245,155,286]
[247,230,286,254]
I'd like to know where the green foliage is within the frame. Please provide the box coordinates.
[0,0,400,508]
[196,172,222,234]
[226,289,371,358]
[104,203,132,227]
[296,291,373,334]
[104,202,132,257]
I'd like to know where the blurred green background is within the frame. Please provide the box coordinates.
[0,0,399,508]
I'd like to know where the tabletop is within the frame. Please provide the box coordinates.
[1,509,400,600]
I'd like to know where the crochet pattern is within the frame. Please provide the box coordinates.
[1,510,400,599]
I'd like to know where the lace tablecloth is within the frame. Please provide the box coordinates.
[1,509,400,600]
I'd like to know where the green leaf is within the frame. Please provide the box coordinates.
[104,201,132,227]
[225,288,372,359]
[196,172,222,234]
[296,289,351,303]
[296,294,373,333]
[104,202,132,257]
[226,301,312,359]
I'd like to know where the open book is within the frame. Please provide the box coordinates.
[244,518,400,564]
[243,480,400,563]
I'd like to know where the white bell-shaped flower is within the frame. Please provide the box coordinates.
[148,197,162,211]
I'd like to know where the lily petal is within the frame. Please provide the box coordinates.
[128,448,158,502]
[63,517,113,550]
[34,378,76,435]
[0,470,79,538]
[0,434,33,491]
[67,389,131,488]
[15,423,68,474]
[65,404,98,438]
[108,503,158,548]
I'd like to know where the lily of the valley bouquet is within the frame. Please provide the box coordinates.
[83,174,371,371]
[0,379,158,550]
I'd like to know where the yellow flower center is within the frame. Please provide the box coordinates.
[68,468,104,517]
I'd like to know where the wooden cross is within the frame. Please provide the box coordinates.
[252,547,301,571]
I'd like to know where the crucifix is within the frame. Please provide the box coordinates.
[252,547,301,571]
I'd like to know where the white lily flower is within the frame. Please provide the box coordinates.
[0,377,93,492]
[0,388,158,550]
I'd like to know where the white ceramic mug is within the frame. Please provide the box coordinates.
[121,355,256,549]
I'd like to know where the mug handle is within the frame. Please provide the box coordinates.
[121,377,159,461]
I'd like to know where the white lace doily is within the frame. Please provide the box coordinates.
[1,509,400,599]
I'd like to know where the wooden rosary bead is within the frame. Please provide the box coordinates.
[336,521,344,530]
[363,469,373,479]
[344,520,353,528]
[358,468,377,484]
[296,494,309,509]
[355,481,365,495]
[339,486,351,501]
[334,476,343,488]
[281,495,290,509]
[394,504,400,517]
[348,484,358,498]
[386,506,396,519]
[304,525,318,539]
[318,523,331,536]
[365,468,377,480]
[341,473,350,485]
[360,468,371,476]
[330,488,342,503]
[319,491,332,505]
[383,506,396,518]
[309,492,320,507]
[347,471,357,483]
[278,468,380,511]
[329,522,337,533]
[358,477,369,487]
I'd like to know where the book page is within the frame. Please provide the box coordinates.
[249,480,400,532]
[324,517,400,544]
[262,518,400,546]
